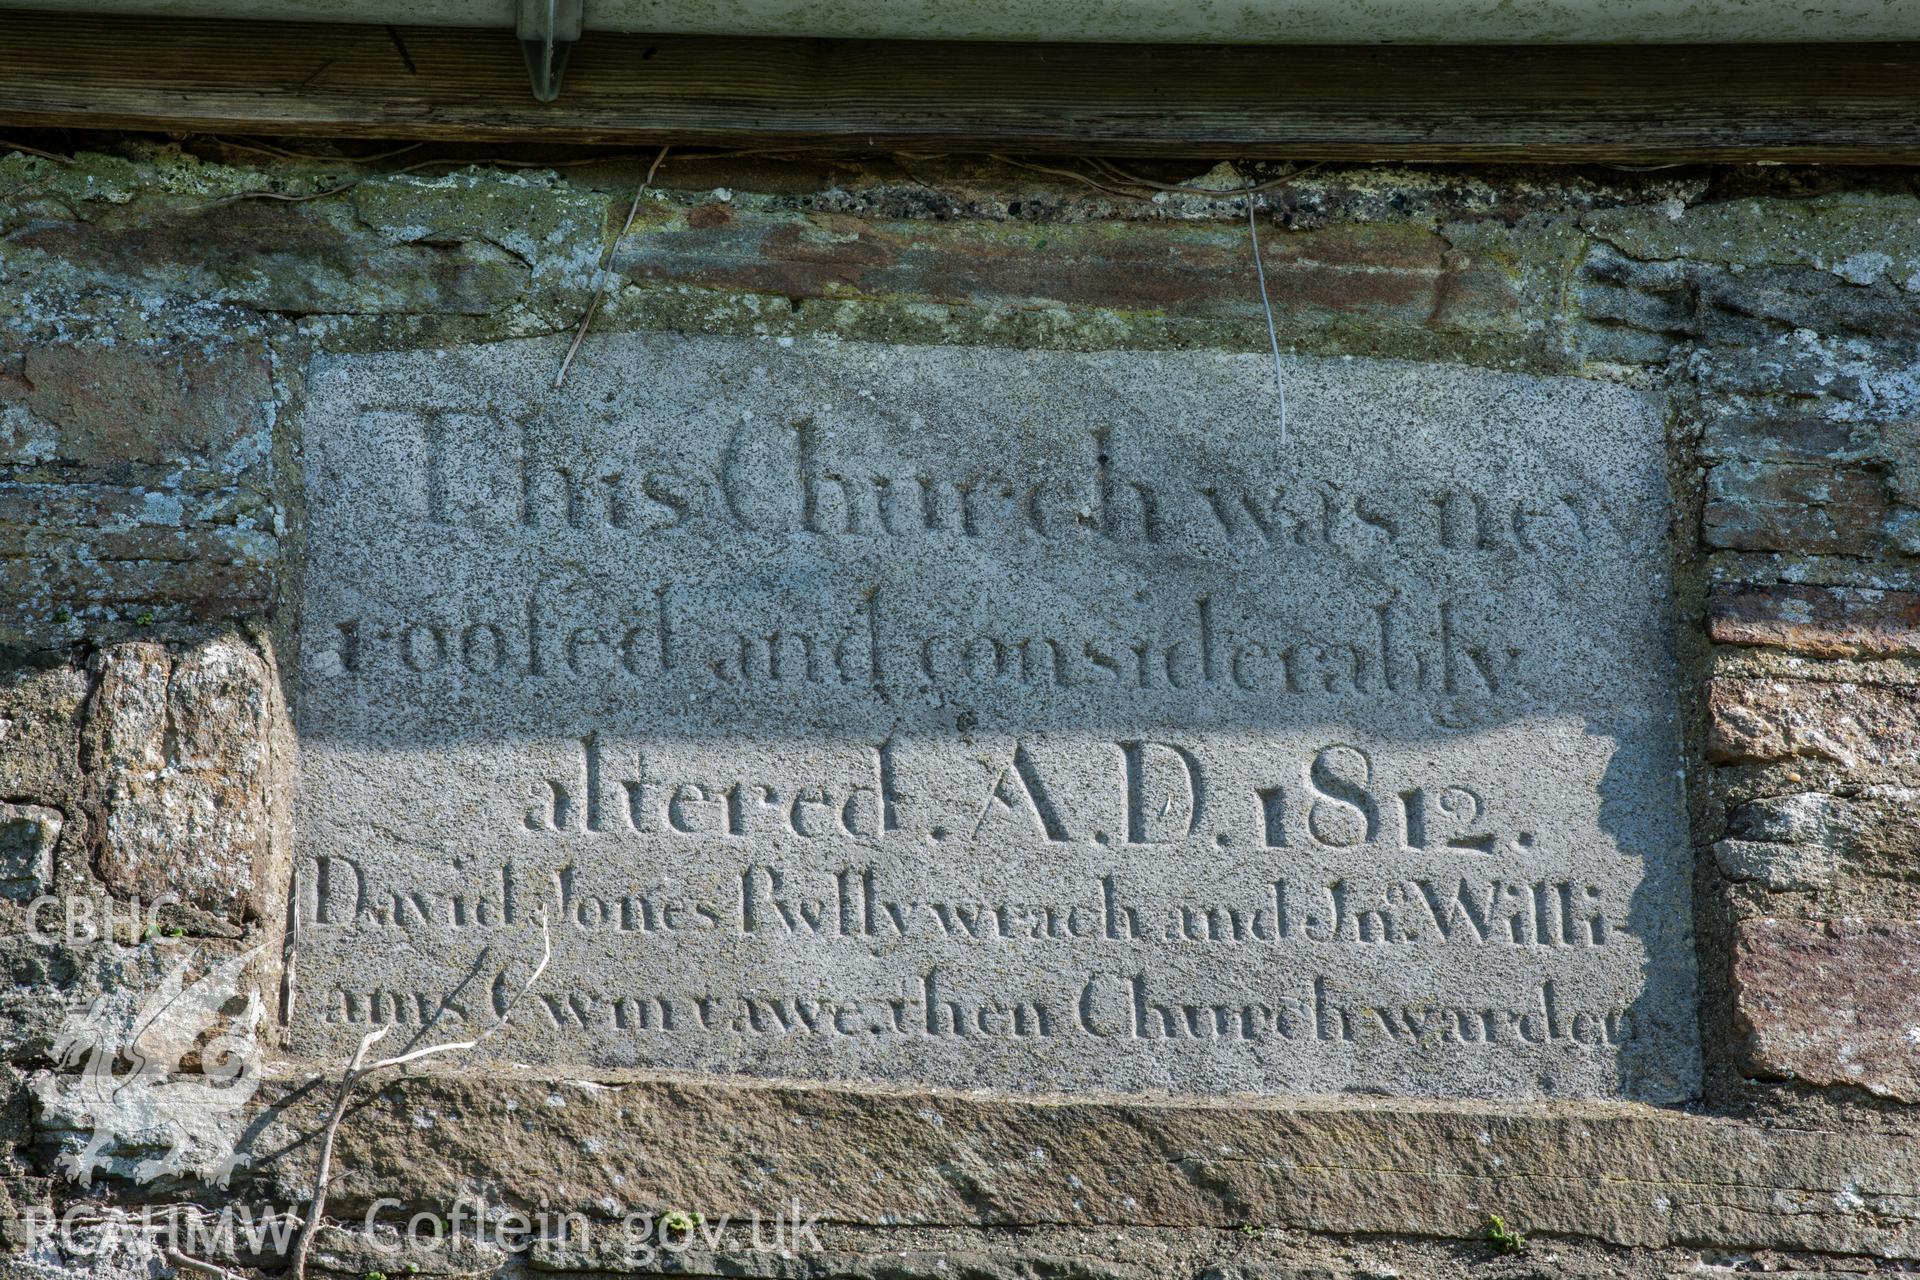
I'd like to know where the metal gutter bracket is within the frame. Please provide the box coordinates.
[517,0,582,101]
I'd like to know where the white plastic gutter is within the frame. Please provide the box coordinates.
[5,0,1920,43]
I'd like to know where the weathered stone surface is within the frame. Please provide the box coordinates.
[1838,784,1920,889]
[1703,458,1890,555]
[1700,417,1918,558]
[0,805,58,902]
[1709,583,1920,659]
[1724,791,1846,848]
[0,937,195,1059]
[1577,253,1920,370]
[1733,917,1920,1102]
[1706,677,1920,768]
[523,1240,1161,1280]
[1697,268,1920,345]
[616,209,1526,340]
[1585,193,1920,282]
[1711,792,1845,892]
[252,1211,1750,1280]
[22,143,1920,1276]
[0,340,282,644]
[0,661,87,809]
[83,635,274,923]
[1582,196,1920,356]
[1711,840,1830,893]
[7,202,529,317]
[10,341,272,468]
[248,1070,1920,1260]
[289,334,1695,1102]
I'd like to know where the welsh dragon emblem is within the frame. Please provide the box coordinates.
[33,946,264,1187]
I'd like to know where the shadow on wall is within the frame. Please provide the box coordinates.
[270,332,1700,1104]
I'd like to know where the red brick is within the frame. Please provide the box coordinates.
[1710,583,1920,659]
[1707,677,1920,767]
[1733,917,1920,1102]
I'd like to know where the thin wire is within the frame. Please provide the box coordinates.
[1246,197,1287,446]
[990,153,1324,201]
[210,135,424,163]
[1093,155,1324,196]
[987,153,1146,200]
[553,144,671,391]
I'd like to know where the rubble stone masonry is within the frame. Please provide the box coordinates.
[3,140,1920,1278]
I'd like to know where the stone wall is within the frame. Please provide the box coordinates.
[2,139,1918,1278]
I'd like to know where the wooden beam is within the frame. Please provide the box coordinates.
[2,10,1919,160]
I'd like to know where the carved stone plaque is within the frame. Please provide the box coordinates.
[290,334,1699,1101]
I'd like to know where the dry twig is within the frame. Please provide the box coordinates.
[211,153,491,203]
[0,139,75,166]
[287,910,552,1280]
[166,1248,242,1279]
[553,144,671,390]
[282,864,299,1026]
[208,135,424,163]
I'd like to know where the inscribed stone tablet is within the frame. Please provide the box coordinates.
[290,335,1698,1101]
